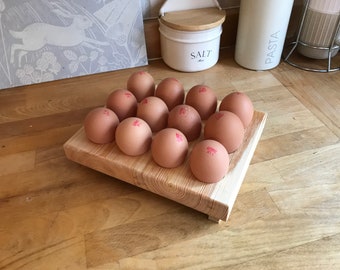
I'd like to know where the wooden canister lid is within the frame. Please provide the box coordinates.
[159,7,226,31]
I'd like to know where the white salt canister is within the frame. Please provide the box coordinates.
[158,0,226,72]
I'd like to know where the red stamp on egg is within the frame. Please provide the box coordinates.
[133,120,141,127]
[206,146,217,156]
[103,109,110,116]
[198,86,207,93]
[215,112,224,120]
[175,133,183,143]
[179,107,187,116]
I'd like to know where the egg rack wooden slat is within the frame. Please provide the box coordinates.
[63,111,267,222]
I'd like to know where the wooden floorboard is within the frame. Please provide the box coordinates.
[0,48,339,269]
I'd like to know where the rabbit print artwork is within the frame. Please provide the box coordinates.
[0,0,148,89]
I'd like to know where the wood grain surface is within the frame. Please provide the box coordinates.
[0,48,339,269]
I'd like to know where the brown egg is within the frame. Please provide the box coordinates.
[155,77,185,110]
[204,111,244,153]
[84,107,119,144]
[137,96,169,132]
[185,84,217,120]
[219,91,254,128]
[127,71,155,102]
[106,89,137,121]
[115,117,152,156]
[168,104,202,141]
[189,139,229,183]
[151,128,188,168]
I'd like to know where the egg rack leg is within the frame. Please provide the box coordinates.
[208,215,221,223]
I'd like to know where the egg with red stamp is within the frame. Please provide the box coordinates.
[219,91,254,128]
[84,107,119,144]
[115,117,152,156]
[106,89,137,121]
[204,111,244,153]
[167,104,202,141]
[127,71,155,102]
[155,77,185,110]
[151,128,188,168]
[137,96,169,132]
[185,84,217,120]
[189,139,230,183]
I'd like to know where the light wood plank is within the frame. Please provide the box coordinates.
[0,237,86,270]
[225,233,340,270]
[0,151,35,177]
[272,62,340,137]
[108,214,340,270]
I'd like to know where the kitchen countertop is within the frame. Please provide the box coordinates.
[0,48,339,269]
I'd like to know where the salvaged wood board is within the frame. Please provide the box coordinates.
[63,111,267,222]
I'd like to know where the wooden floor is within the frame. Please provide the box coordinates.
[0,48,339,269]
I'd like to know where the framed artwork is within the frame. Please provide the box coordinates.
[0,0,148,90]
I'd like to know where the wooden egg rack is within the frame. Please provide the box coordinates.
[63,110,267,222]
